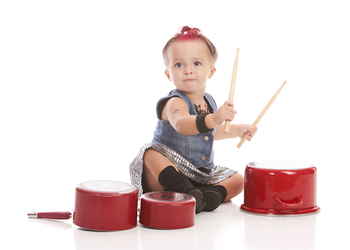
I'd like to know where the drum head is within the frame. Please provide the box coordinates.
[77,180,137,194]
[247,160,313,170]
[143,191,193,204]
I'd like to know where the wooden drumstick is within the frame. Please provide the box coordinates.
[224,47,240,133]
[237,80,287,148]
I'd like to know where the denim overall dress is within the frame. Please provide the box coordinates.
[152,89,217,170]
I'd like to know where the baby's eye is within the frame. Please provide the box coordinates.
[194,61,201,66]
[175,63,182,67]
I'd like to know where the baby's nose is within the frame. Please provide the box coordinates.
[184,66,193,75]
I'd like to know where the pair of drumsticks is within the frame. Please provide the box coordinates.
[224,48,287,148]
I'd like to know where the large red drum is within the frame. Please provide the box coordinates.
[140,191,195,229]
[73,180,138,231]
[241,160,320,215]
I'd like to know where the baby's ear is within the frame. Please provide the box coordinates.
[165,69,172,81]
[208,67,216,79]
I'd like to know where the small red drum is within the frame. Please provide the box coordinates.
[73,180,138,231]
[241,160,320,215]
[139,191,195,229]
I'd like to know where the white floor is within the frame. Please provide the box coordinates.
[2,183,347,250]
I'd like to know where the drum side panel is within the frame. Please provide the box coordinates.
[73,188,138,231]
[242,165,319,215]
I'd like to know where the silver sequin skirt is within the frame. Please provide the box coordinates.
[129,142,237,198]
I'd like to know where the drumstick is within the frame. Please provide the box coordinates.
[237,80,287,148]
[224,47,240,133]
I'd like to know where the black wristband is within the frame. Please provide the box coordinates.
[196,113,213,134]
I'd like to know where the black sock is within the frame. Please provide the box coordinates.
[211,185,227,203]
[158,166,207,213]
[158,166,194,193]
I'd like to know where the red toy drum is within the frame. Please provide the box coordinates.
[73,180,138,231]
[139,191,195,229]
[240,160,320,215]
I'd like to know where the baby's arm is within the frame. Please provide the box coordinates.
[163,98,237,136]
[162,97,199,135]
[214,124,258,141]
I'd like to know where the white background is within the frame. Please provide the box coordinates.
[1,0,349,249]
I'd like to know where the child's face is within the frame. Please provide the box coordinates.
[164,39,216,95]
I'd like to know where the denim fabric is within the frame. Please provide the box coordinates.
[152,89,217,169]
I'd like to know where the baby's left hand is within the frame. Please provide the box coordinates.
[237,125,258,141]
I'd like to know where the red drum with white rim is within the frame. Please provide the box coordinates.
[140,191,195,229]
[240,160,320,215]
[73,180,138,231]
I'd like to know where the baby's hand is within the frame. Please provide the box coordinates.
[212,101,237,125]
[237,125,258,141]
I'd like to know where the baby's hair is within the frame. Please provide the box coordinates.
[162,26,218,65]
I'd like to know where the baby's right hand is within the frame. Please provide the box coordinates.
[212,101,237,125]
